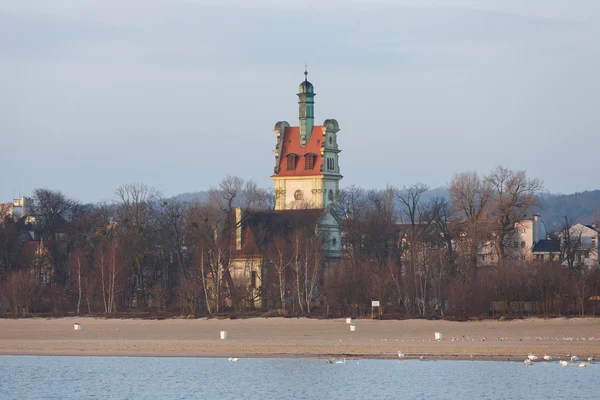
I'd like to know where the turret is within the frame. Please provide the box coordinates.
[298,67,315,147]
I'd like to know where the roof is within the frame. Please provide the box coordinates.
[272,125,326,178]
[298,80,314,94]
[236,209,330,256]
[532,240,561,253]
[247,209,325,230]
[584,224,599,232]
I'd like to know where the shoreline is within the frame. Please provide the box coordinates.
[0,350,553,362]
[2,317,598,361]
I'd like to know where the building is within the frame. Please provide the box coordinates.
[531,239,561,262]
[0,196,33,220]
[560,223,600,269]
[228,71,343,310]
[271,69,342,211]
[513,214,547,261]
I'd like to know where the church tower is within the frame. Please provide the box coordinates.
[271,71,342,210]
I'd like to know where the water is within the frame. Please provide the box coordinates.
[1,356,598,400]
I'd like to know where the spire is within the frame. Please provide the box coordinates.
[304,63,308,82]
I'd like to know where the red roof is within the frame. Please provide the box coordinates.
[272,125,324,177]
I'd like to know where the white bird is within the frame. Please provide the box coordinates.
[579,362,587,368]
[398,351,405,359]
[543,355,552,361]
[588,356,594,362]
[527,354,538,361]
[571,355,579,361]
[335,358,346,364]
[560,360,569,367]
[524,359,533,366]
[228,358,239,362]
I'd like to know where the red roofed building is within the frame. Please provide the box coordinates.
[271,70,342,210]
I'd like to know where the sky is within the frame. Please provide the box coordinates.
[1,0,600,203]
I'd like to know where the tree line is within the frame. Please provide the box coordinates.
[1,166,599,318]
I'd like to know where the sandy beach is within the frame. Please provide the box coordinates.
[1,317,599,361]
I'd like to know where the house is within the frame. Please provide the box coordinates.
[560,223,600,269]
[531,239,561,262]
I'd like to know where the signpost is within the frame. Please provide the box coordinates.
[371,300,380,319]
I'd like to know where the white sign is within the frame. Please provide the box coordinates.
[371,301,380,307]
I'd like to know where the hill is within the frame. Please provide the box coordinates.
[171,188,600,229]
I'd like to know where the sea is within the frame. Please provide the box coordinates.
[0,356,598,399]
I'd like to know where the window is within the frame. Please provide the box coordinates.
[251,271,257,289]
[584,250,590,259]
[332,237,337,246]
[328,190,333,202]
[520,241,526,248]
[304,153,315,170]
[329,136,333,145]
[294,190,303,201]
[327,157,335,170]
[286,154,298,170]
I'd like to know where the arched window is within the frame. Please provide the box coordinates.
[304,153,315,170]
[294,190,303,201]
[327,158,334,171]
[286,154,298,170]
[328,189,333,202]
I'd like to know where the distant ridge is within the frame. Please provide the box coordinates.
[171,191,210,204]
[171,188,600,228]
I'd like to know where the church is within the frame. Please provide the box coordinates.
[229,71,343,310]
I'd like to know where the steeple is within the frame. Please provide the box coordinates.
[298,65,315,147]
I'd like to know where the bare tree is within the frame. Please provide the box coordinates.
[1,270,38,315]
[428,197,457,275]
[264,233,294,313]
[448,171,493,270]
[30,188,78,284]
[485,166,543,261]
[115,183,158,308]
[558,216,585,271]
[396,184,430,316]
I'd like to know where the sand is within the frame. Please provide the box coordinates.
[1,317,599,361]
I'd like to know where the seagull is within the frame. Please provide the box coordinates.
[419,356,424,361]
[335,358,346,365]
[571,355,579,362]
[398,351,405,359]
[588,356,594,362]
[527,354,538,361]
[560,360,569,367]
[579,362,587,368]
[228,358,239,362]
[543,355,552,361]
[524,359,533,366]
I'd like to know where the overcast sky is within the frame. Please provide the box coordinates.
[2,0,599,203]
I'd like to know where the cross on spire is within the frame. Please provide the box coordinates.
[304,63,308,81]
